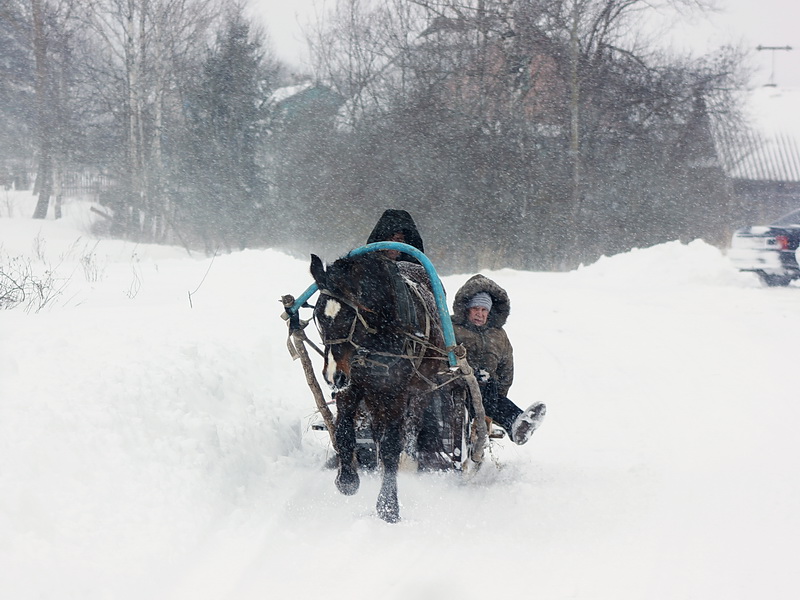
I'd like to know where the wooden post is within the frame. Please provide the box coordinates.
[281,296,337,450]
[453,344,488,465]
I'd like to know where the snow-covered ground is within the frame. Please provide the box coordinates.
[2,190,799,599]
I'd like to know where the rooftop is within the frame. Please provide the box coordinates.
[714,87,800,183]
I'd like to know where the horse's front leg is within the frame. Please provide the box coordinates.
[334,388,360,496]
[376,420,402,523]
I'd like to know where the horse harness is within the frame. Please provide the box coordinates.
[315,284,457,391]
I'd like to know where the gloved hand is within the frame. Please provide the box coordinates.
[478,376,499,403]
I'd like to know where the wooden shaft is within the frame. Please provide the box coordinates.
[291,329,337,451]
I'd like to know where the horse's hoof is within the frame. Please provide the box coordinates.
[336,471,360,496]
[378,507,400,523]
[377,499,400,523]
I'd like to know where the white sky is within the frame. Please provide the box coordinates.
[248,0,800,88]
[655,0,800,88]
[247,0,318,71]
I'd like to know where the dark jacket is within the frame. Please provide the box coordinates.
[367,209,425,262]
[451,274,514,398]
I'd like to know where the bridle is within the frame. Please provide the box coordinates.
[315,288,377,347]
[314,285,457,390]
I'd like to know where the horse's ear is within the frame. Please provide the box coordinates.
[310,254,326,287]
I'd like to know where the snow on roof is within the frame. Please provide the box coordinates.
[267,81,315,106]
[714,87,800,182]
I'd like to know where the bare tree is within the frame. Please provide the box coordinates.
[23,0,81,219]
[79,0,219,239]
[282,0,744,271]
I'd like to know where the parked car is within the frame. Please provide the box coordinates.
[729,209,800,286]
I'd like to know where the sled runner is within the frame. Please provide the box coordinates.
[281,242,491,521]
[309,380,505,473]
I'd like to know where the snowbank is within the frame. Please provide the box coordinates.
[2,193,799,599]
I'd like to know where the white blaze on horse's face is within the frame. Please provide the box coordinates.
[324,298,341,319]
[324,347,338,387]
[320,296,351,390]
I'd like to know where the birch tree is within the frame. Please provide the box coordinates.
[1,0,81,219]
[80,0,218,239]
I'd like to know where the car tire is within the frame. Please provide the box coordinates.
[756,271,792,287]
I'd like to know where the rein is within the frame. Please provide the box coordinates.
[315,284,453,391]
[315,288,376,346]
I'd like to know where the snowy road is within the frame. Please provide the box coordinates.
[2,196,799,599]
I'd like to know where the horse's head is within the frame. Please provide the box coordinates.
[310,253,398,390]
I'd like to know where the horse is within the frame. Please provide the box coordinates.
[309,251,447,523]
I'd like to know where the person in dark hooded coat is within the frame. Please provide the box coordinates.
[365,210,429,334]
[452,274,546,445]
[367,209,425,263]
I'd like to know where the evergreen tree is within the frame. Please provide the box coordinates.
[0,1,36,178]
[180,10,276,251]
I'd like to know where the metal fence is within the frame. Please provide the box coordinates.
[58,171,115,199]
[1,168,115,199]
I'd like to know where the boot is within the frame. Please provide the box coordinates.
[510,402,546,445]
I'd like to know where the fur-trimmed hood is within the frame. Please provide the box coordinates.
[452,274,510,329]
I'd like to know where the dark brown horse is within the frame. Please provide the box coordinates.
[310,252,446,522]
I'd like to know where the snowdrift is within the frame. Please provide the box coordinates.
[2,191,799,600]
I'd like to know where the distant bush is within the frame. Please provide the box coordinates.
[0,253,66,312]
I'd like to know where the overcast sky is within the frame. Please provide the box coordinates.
[247,0,317,72]
[248,0,800,89]
[658,0,800,88]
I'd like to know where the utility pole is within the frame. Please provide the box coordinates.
[756,45,793,87]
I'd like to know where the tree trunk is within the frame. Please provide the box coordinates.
[124,1,142,237]
[31,0,52,219]
[569,0,582,220]
[54,164,63,219]
[32,155,53,219]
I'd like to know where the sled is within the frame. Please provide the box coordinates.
[309,379,504,474]
[281,242,490,474]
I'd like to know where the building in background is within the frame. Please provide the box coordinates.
[714,87,800,225]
